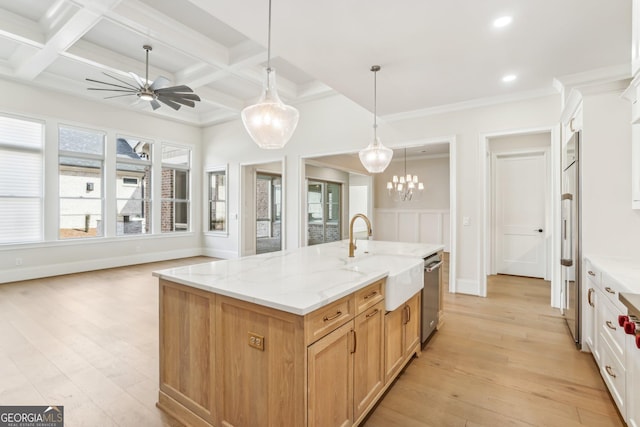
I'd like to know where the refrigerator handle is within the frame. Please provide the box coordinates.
[561,193,573,266]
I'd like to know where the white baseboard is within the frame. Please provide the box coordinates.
[455,278,481,296]
[1,248,204,284]
[203,248,237,259]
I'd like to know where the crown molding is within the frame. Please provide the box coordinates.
[382,87,559,123]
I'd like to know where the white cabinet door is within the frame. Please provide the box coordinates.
[633,126,640,209]
[627,334,640,427]
[633,0,640,76]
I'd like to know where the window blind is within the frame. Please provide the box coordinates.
[0,115,43,244]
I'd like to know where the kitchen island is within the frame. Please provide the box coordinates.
[153,240,443,427]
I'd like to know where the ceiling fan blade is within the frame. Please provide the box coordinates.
[150,99,161,110]
[156,85,194,94]
[101,72,140,90]
[86,78,139,92]
[129,72,146,88]
[157,97,182,111]
[103,93,138,100]
[149,76,170,91]
[158,95,195,108]
[87,88,137,93]
[157,92,201,101]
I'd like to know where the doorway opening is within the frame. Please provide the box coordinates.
[256,173,282,254]
[307,180,341,246]
[481,129,560,307]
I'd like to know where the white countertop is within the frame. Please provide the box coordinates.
[153,240,444,315]
[584,255,640,294]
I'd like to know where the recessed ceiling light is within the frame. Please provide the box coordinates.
[493,16,513,28]
[502,74,517,82]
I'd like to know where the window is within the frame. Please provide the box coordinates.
[208,170,227,233]
[0,115,44,244]
[161,143,190,232]
[58,126,105,239]
[116,137,152,236]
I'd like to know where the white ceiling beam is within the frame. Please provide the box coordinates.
[104,0,230,68]
[199,109,240,126]
[195,86,244,111]
[13,0,122,80]
[174,63,229,89]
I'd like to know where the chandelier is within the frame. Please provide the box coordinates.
[358,65,393,173]
[241,0,299,149]
[387,148,424,201]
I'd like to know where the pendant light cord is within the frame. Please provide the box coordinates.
[373,67,377,138]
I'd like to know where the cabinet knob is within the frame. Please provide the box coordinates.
[636,334,640,349]
[619,315,629,327]
[624,321,636,335]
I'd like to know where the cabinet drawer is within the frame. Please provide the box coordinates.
[599,332,627,417]
[598,291,626,363]
[354,280,385,314]
[600,273,629,313]
[305,295,355,345]
[585,260,601,286]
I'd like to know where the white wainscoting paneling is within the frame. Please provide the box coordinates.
[374,209,450,251]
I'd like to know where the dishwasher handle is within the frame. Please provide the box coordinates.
[425,261,443,273]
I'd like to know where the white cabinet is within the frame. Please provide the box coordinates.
[583,257,639,424]
[633,0,640,77]
[633,125,640,209]
[627,332,640,427]
[584,261,599,360]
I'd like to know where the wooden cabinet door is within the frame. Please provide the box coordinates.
[353,302,384,421]
[384,306,404,383]
[308,321,354,427]
[404,292,421,355]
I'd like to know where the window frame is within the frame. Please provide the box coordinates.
[115,135,153,237]
[58,124,105,240]
[207,166,228,235]
[160,142,191,233]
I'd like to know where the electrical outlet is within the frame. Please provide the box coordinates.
[248,332,265,351]
[15,258,23,266]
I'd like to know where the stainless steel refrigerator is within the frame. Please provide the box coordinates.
[561,131,581,347]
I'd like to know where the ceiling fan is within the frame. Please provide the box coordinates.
[86,45,201,111]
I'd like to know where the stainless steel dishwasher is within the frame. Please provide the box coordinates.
[422,253,443,344]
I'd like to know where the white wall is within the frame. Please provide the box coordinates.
[582,91,640,257]
[374,156,450,210]
[489,132,551,153]
[202,92,561,295]
[0,78,203,283]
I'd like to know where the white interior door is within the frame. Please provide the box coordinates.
[495,153,546,278]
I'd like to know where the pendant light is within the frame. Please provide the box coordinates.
[359,65,393,173]
[241,0,299,149]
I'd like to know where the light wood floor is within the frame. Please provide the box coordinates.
[0,258,624,427]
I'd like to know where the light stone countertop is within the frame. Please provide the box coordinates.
[584,255,640,316]
[153,240,444,315]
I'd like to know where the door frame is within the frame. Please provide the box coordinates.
[479,126,561,307]
[239,158,285,257]
[299,135,457,295]
[490,148,550,278]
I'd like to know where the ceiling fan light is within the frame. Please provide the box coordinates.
[242,68,299,149]
[139,92,154,101]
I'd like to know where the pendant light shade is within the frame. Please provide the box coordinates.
[359,137,393,173]
[359,65,393,173]
[241,68,299,149]
[241,0,299,149]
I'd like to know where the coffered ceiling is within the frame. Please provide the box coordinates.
[0,0,631,127]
